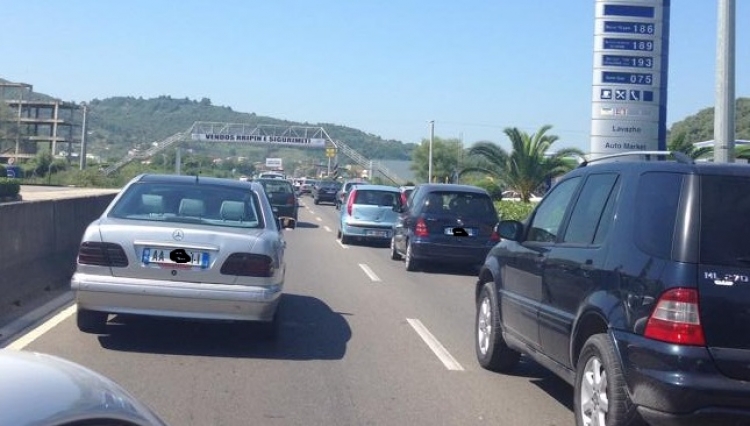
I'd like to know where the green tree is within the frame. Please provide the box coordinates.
[668,131,712,159]
[410,137,464,183]
[462,125,583,202]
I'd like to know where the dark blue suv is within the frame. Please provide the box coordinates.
[475,151,750,426]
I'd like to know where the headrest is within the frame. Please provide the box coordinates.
[178,198,205,217]
[141,194,164,214]
[220,201,246,221]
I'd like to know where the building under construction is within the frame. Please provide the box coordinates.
[0,80,84,162]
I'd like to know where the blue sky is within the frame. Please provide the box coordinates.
[2,1,748,153]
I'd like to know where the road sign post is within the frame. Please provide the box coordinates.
[591,0,670,158]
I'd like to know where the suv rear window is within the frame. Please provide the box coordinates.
[700,175,750,267]
[423,191,497,222]
[634,172,682,259]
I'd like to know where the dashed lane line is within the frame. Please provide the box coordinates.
[358,263,381,282]
[406,318,465,371]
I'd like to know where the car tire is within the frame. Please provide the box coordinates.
[341,233,351,245]
[390,237,402,260]
[77,308,108,334]
[574,334,644,426]
[404,241,419,271]
[475,282,520,372]
[336,228,342,239]
[314,198,320,205]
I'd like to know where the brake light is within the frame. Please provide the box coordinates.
[490,228,500,242]
[415,217,429,237]
[78,242,129,267]
[644,288,705,346]
[347,189,357,215]
[220,253,274,277]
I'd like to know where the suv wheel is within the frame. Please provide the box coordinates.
[575,334,643,426]
[390,237,402,260]
[404,241,419,271]
[77,308,108,334]
[314,198,320,205]
[475,283,520,371]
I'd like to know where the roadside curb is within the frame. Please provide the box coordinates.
[0,292,74,348]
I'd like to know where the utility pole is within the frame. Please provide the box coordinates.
[714,0,736,163]
[79,102,88,170]
[428,120,434,183]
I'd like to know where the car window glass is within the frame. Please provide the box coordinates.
[527,177,581,243]
[110,183,263,228]
[563,173,619,245]
[592,178,620,245]
[700,175,750,267]
[634,172,682,259]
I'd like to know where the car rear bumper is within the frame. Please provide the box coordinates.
[71,273,281,322]
[272,205,297,219]
[342,223,393,240]
[612,330,750,425]
[410,239,491,265]
[315,194,337,202]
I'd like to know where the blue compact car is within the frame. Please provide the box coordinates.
[337,184,401,245]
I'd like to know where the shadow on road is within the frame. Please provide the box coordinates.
[294,221,320,229]
[96,293,351,360]
[503,357,574,411]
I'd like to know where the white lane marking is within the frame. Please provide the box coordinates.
[406,318,465,371]
[316,217,323,222]
[337,240,349,249]
[7,304,78,350]
[358,264,381,282]
[323,225,332,233]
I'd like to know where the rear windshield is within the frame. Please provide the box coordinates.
[260,180,293,194]
[700,175,750,267]
[422,191,497,222]
[353,190,399,207]
[109,182,264,229]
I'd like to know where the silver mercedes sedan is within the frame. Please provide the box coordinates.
[0,349,167,426]
[71,174,295,339]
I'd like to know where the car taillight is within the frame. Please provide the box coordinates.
[77,242,129,267]
[220,253,274,277]
[347,189,357,215]
[490,228,500,242]
[415,217,429,237]
[644,288,705,346]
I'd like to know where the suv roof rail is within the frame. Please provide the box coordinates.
[578,150,694,168]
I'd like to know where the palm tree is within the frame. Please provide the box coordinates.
[461,125,583,202]
[668,132,712,160]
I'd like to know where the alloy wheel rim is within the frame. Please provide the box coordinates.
[580,356,609,426]
[477,296,492,355]
[405,243,412,266]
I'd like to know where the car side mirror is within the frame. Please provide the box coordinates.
[497,220,523,241]
[278,216,296,230]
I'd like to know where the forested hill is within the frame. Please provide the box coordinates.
[86,96,415,161]
[669,97,750,143]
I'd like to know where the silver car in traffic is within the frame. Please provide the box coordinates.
[0,349,167,426]
[71,174,294,338]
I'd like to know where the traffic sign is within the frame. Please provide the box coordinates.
[325,148,337,158]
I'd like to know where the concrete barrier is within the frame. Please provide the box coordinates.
[0,193,117,318]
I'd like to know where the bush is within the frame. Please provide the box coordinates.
[495,200,536,221]
[0,164,6,178]
[0,178,20,197]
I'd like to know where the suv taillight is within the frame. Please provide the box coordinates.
[644,288,705,346]
[415,217,429,237]
[490,228,500,242]
[220,253,274,277]
[78,242,129,267]
[347,189,357,215]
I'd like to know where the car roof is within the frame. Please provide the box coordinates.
[415,183,489,194]
[571,158,750,178]
[349,184,400,192]
[135,173,260,190]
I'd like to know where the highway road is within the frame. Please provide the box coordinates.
[2,196,574,426]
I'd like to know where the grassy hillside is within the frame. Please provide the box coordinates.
[669,97,750,143]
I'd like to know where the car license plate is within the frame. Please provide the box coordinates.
[445,227,476,236]
[142,248,209,269]
[366,229,389,237]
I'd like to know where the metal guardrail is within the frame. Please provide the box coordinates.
[334,140,404,185]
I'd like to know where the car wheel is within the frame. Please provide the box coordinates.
[404,241,419,271]
[390,237,402,260]
[341,233,351,245]
[314,198,320,205]
[77,308,108,334]
[575,334,644,426]
[475,282,520,371]
[336,228,342,239]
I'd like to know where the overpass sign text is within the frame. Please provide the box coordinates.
[191,133,326,148]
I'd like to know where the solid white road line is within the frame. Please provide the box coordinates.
[323,225,332,232]
[358,263,381,282]
[7,304,77,350]
[406,318,465,371]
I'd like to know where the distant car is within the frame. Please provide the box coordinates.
[312,180,342,205]
[71,174,294,339]
[399,185,415,205]
[338,184,401,245]
[335,178,369,210]
[258,171,286,180]
[501,190,542,202]
[0,349,167,426]
[391,184,499,271]
[256,178,299,222]
[300,179,319,195]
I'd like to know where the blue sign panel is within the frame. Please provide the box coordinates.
[602,71,653,85]
[604,21,655,34]
[603,38,654,51]
[603,4,655,18]
[602,54,654,68]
